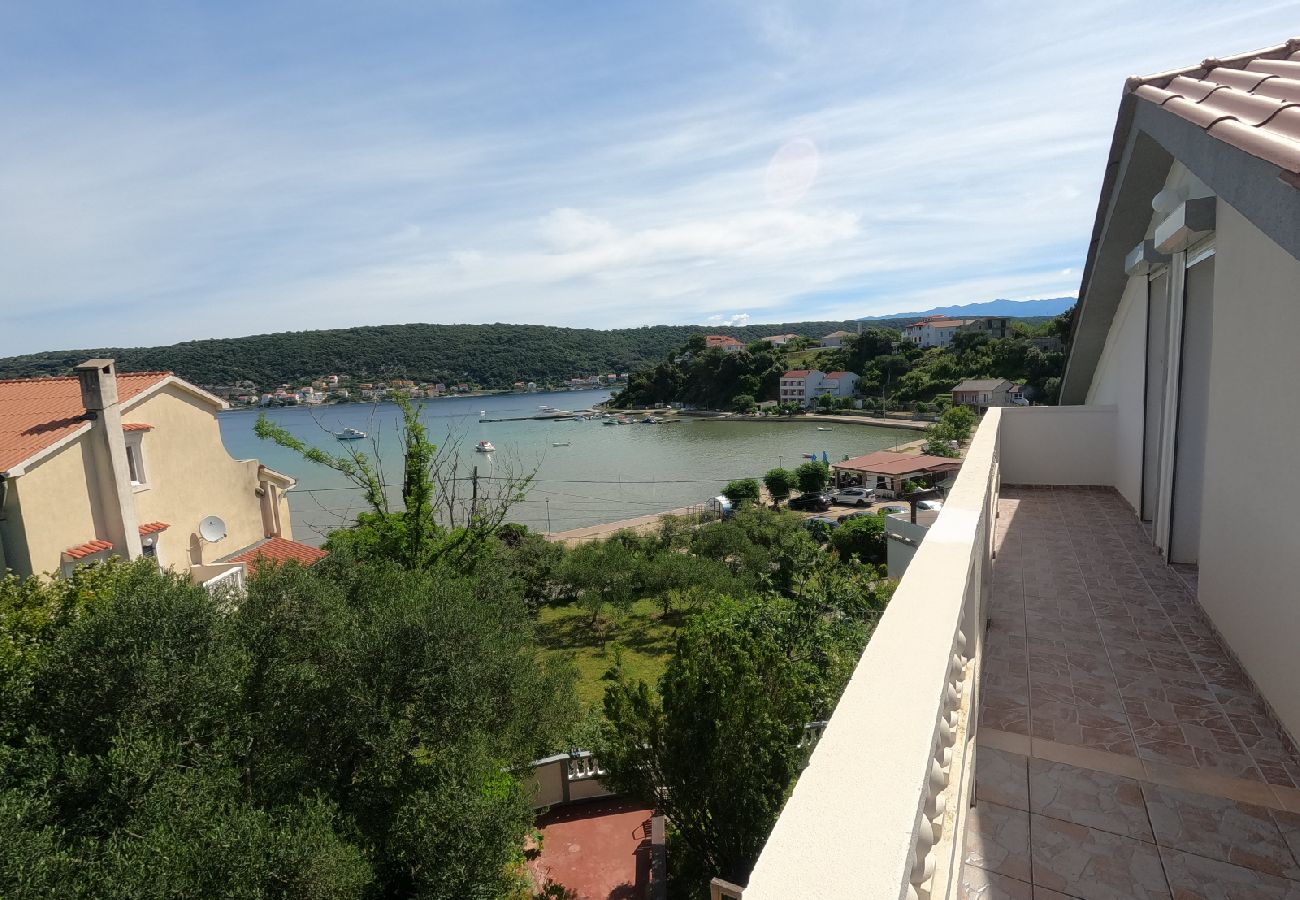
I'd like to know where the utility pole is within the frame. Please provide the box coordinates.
[545,498,552,532]
[471,465,479,518]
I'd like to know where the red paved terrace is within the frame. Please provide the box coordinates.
[528,798,653,900]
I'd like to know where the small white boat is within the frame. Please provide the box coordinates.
[603,418,618,426]
[817,426,833,431]
[475,440,496,453]
[552,441,571,447]
[335,427,367,441]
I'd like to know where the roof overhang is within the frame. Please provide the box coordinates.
[1060,93,1300,404]
[122,374,228,412]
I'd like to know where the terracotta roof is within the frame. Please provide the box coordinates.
[1129,37,1300,177]
[122,422,154,432]
[0,372,171,473]
[831,451,963,476]
[229,536,327,569]
[783,370,813,378]
[823,371,852,379]
[138,521,169,535]
[65,539,113,559]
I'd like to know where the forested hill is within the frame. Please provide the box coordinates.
[0,320,905,388]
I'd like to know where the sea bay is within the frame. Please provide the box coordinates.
[218,389,916,545]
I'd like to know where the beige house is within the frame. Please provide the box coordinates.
[818,330,855,348]
[0,360,320,585]
[950,377,1022,410]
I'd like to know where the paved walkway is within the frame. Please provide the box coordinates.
[528,798,653,899]
[964,487,1300,899]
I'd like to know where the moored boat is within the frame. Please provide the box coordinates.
[335,427,367,440]
[475,440,496,453]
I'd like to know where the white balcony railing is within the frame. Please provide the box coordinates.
[742,407,1001,900]
[741,404,1121,898]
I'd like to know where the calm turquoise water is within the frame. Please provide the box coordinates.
[218,390,914,545]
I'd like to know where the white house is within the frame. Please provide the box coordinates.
[901,316,971,348]
[950,378,1020,410]
[779,369,859,407]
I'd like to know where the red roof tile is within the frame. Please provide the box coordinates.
[831,451,963,476]
[1129,37,1300,176]
[138,522,169,536]
[65,539,113,559]
[230,537,327,569]
[122,422,154,432]
[824,371,852,378]
[783,370,813,378]
[0,372,171,473]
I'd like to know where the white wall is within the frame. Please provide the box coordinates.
[998,407,1117,487]
[1086,274,1149,511]
[1198,200,1300,741]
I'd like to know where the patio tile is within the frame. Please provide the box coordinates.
[1030,815,1170,900]
[1028,758,1152,841]
[976,747,1030,811]
[1273,808,1300,868]
[960,865,1034,900]
[1158,846,1300,900]
[1142,783,1300,879]
[964,802,1032,883]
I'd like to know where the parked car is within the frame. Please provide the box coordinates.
[837,509,880,524]
[917,500,944,511]
[877,505,906,516]
[804,515,839,534]
[830,486,875,506]
[1010,396,1030,406]
[788,492,832,512]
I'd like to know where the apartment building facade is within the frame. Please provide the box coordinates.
[778,369,859,407]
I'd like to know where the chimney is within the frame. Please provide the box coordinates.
[74,359,143,560]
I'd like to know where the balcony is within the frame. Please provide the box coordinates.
[742,407,1300,899]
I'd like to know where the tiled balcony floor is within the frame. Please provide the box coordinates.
[963,487,1300,900]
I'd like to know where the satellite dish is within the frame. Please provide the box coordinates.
[198,515,227,543]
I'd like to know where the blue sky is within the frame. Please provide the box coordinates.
[2,1,1297,355]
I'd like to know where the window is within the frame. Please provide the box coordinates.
[124,431,149,489]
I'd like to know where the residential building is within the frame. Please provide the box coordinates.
[779,370,816,405]
[705,334,745,353]
[816,370,859,402]
[760,333,800,346]
[958,316,1011,339]
[778,369,858,407]
[901,315,972,348]
[819,330,855,348]
[0,360,320,588]
[1027,334,1064,352]
[951,377,1020,410]
[740,37,1300,900]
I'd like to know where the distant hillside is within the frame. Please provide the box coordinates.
[0,321,868,389]
[864,297,1076,321]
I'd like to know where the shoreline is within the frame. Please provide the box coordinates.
[707,413,930,431]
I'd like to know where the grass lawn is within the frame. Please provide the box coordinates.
[536,597,681,708]
[784,348,833,370]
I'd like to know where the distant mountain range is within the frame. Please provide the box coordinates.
[864,297,1075,321]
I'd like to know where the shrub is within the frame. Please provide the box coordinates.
[722,479,762,506]
[762,469,797,506]
[795,461,830,494]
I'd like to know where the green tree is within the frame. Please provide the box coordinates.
[722,478,761,506]
[795,460,830,494]
[598,600,816,890]
[0,557,578,899]
[731,393,757,413]
[938,404,978,442]
[922,423,960,457]
[762,468,797,506]
[830,514,887,564]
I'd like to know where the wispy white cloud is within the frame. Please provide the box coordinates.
[1,1,1297,354]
